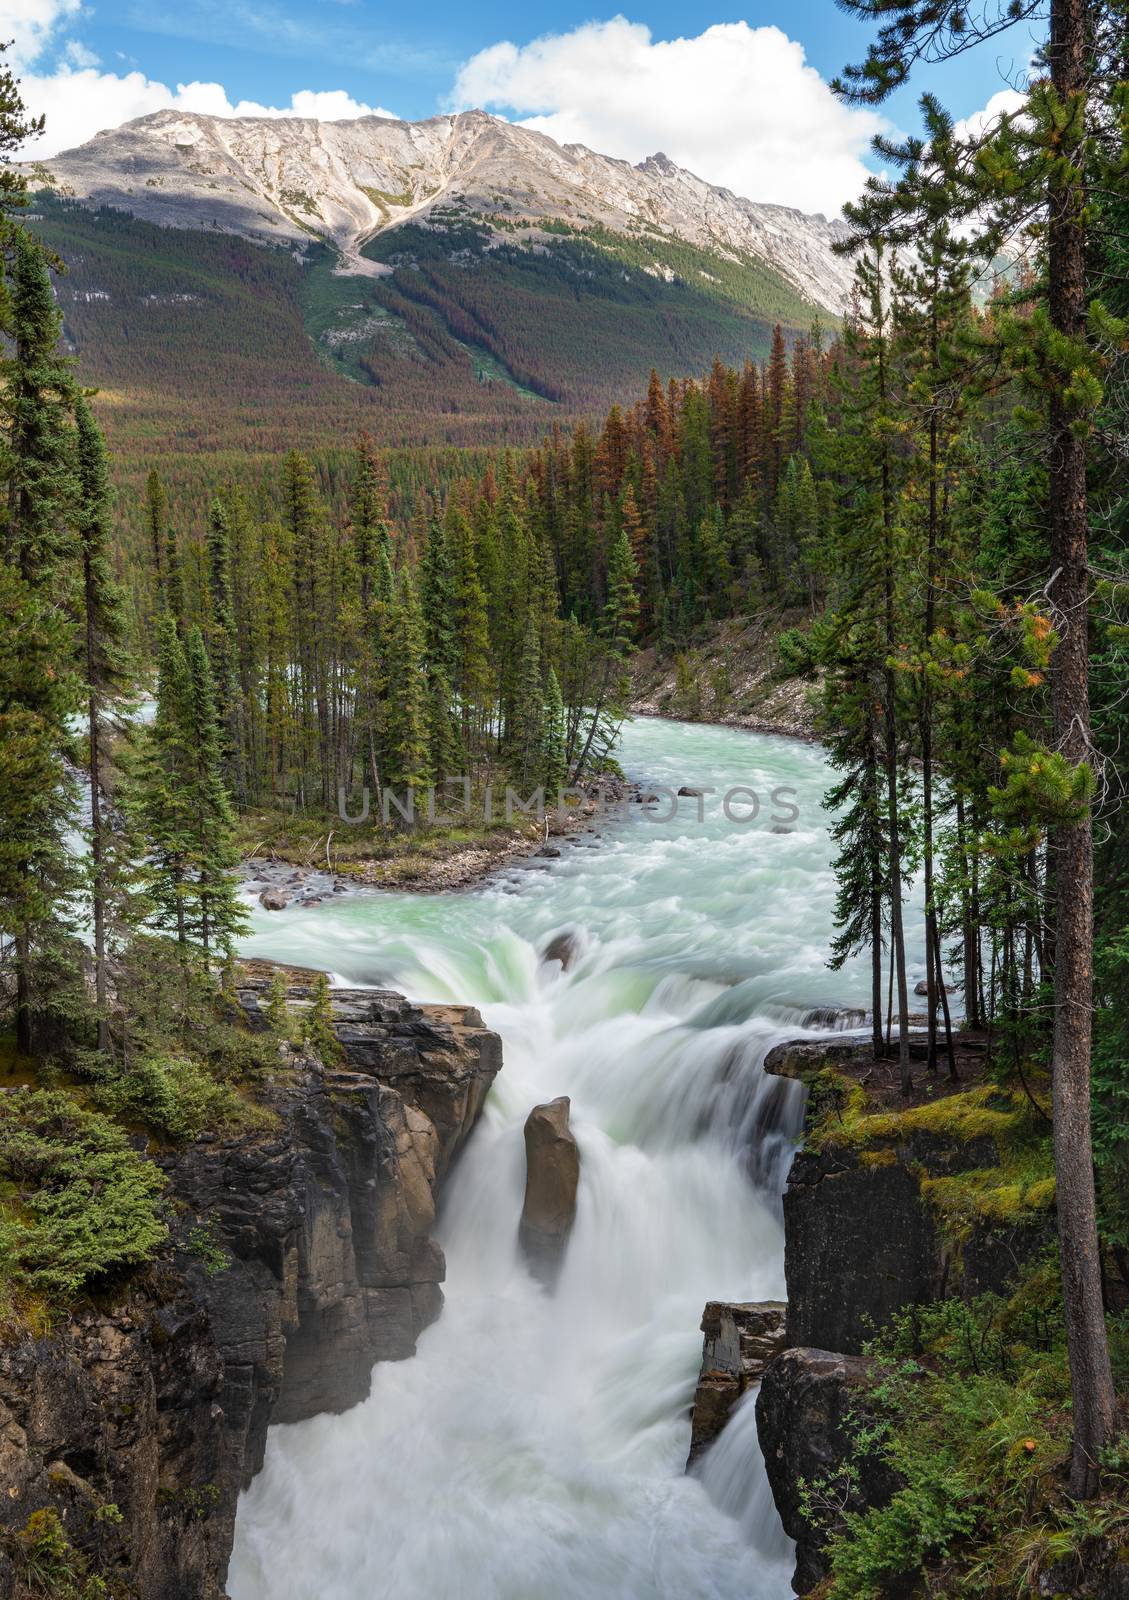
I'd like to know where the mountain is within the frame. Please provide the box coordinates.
[25,109,854,307]
[21,110,852,512]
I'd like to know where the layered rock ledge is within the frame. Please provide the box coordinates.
[686,1300,786,1467]
[0,964,501,1599]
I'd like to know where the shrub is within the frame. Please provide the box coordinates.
[775,625,818,679]
[815,1277,1129,1599]
[0,1089,167,1302]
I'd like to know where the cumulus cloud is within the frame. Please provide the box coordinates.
[3,0,397,159]
[16,70,397,158]
[953,87,1027,143]
[0,0,81,71]
[450,17,887,218]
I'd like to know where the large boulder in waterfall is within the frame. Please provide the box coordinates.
[686,1301,786,1467]
[519,1097,580,1287]
[540,930,580,971]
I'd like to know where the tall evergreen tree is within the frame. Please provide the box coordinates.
[74,395,130,1050]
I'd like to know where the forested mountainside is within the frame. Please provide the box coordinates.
[21,111,847,513]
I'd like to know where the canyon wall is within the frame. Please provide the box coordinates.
[0,967,501,1598]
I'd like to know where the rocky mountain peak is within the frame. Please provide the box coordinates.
[23,108,856,312]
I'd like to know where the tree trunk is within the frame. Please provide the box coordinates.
[1047,0,1116,1497]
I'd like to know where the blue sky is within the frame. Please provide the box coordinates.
[7,0,1035,216]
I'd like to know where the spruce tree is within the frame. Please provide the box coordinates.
[0,562,80,1053]
[3,229,77,584]
[180,628,247,965]
[205,497,246,805]
[74,395,131,1050]
[383,571,431,803]
[834,0,1123,1489]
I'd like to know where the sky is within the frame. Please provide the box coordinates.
[2,0,1034,217]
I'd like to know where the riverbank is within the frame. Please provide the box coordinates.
[237,778,639,902]
[629,612,819,741]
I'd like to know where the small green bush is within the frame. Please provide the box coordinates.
[775,625,818,679]
[88,1051,238,1142]
[813,1275,1129,1599]
[0,1088,167,1301]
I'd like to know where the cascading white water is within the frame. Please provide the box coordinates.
[227,717,928,1600]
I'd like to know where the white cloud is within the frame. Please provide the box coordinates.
[953,87,1027,144]
[450,17,887,218]
[0,0,81,70]
[14,68,398,158]
[2,0,397,159]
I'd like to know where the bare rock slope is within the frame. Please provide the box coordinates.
[24,109,854,312]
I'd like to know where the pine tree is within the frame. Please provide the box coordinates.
[383,571,431,804]
[205,497,246,805]
[0,561,80,1053]
[542,667,567,797]
[265,968,291,1036]
[419,516,458,684]
[130,618,245,967]
[2,228,77,584]
[448,505,492,751]
[508,615,544,789]
[180,628,247,965]
[301,972,342,1063]
[145,469,167,585]
[74,395,131,1050]
[834,0,1122,1491]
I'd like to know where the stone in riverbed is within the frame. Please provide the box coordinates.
[686,1300,786,1467]
[519,1096,580,1288]
[259,886,290,910]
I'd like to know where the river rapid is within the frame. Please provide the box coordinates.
[227,715,928,1600]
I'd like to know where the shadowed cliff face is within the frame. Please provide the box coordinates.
[0,968,501,1600]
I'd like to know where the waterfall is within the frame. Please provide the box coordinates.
[228,716,927,1600]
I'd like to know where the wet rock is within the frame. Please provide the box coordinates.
[914,978,955,996]
[757,1347,899,1594]
[259,886,290,911]
[519,1096,580,1288]
[686,1301,786,1467]
[541,930,580,971]
[536,845,562,858]
[678,785,706,797]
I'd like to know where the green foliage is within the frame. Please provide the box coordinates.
[0,1088,167,1302]
[264,969,291,1036]
[815,1279,1124,1599]
[86,1051,241,1143]
[300,974,342,1065]
[775,625,819,679]
[3,1506,110,1600]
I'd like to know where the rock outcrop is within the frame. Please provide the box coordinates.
[756,1347,899,1595]
[686,1300,786,1466]
[0,965,501,1600]
[764,1041,1050,1354]
[518,1096,580,1287]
